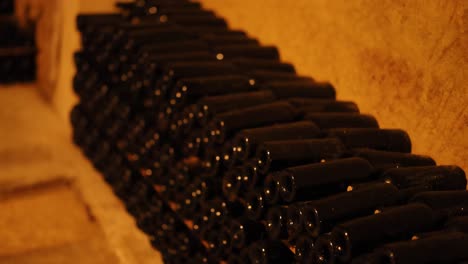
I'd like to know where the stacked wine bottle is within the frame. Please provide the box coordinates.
[0,0,36,83]
[71,1,468,263]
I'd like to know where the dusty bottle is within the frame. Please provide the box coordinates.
[264,205,289,240]
[228,121,321,167]
[195,90,277,128]
[248,240,295,264]
[327,128,412,153]
[294,234,316,264]
[207,101,301,145]
[255,138,346,175]
[277,157,374,203]
[169,75,254,109]
[288,98,359,113]
[300,182,399,237]
[262,80,336,99]
[373,232,468,264]
[231,217,267,249]
[304,113,379,129]
[382,166,467,192]
[348,148,435,173]
[245,191,268,221]
[322,203,435,263]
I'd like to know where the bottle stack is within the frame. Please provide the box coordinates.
[0,0,36,83]
[71,1,468,263]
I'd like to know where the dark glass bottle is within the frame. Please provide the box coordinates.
[382,166,467,191]
[231,58,295,73]
[213,44,280,61]
[229,121,321,166]
[301,182,399,237]
[228,248,251,264]
[304,113,379,129]
[202,199,246,226]
[0,0,14,15]
[348,148,436,172]
[277,157,374,203]
[263,173,282,205]
[248,240,295,264]
[247,70,313,87]
[255,138,346,175]
[205,226,232,260]
[263,80,336,99]
[231,217,267,249]
[207,101,301,145]
[373,232,468,264]
[294,234,316,264]
[324,203,435,263]
[446,216,468,233]
[409,190,468,227]
[264,205,289,240]
[288,98,359,113]
[245,191,268,221]
[169,75,253,109]
[152,61,239,104]
[195,90,277,128]
[222,166,244,200]
[409,190,468,210]
[327,128,412,153]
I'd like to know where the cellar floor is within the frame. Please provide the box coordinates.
[0,84,163,263]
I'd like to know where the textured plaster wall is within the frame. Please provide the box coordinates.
[200,0,468,173]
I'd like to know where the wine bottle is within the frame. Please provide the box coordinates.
[277,157,374,203]
[294,234,316,264]
[304,113,379,129]
[446,216,468,233]
[263,172,283,205]
[213,44,280,61]
[231,217,267,249]
[229,121,321,167]
[231,58,295,73]
[262,80,336,99]
[245,191,268,220]
[222,166,244,200]
[409,190,468,210]
[169,75,254,109]
[0,0,14,15]
[248,240,295,264]
[300,182,399,237]
[373,232,468,264]
[255,138,346,175]
[264,205,289,240]
[348,148,435,173]
[382,166,467,191]
[322,203,435,263]
[247,70,313,87]
[204,199,246,226]
[195,90,277,128]
[227,247,251,264]
[288,98,359,113]
[205,226,232,259]
[207,101,301,145]
[327,128,412,153]
[409,190,468,226]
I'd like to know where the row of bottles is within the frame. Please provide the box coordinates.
[0,0,36,83]
[72,1,468,263]
[0,0,13,15]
